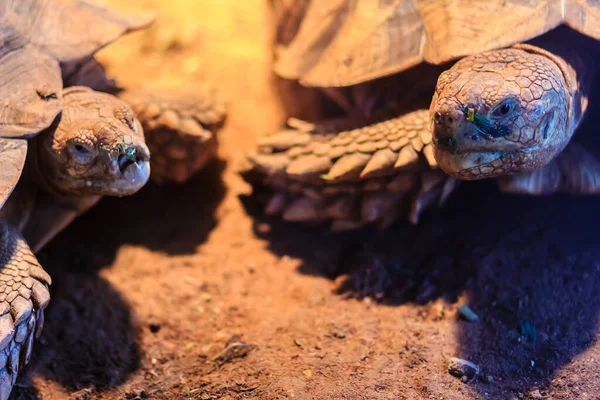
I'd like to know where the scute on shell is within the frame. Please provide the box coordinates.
[274,0,600,87]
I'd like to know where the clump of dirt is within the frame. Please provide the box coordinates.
[9,1,600,399]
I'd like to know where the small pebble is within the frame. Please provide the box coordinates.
[333,331,346,339]
[448,357,479,381]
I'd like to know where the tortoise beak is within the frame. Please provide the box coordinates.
[114,143,151,195]
[117,143,150,173]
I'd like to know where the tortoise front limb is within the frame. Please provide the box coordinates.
[0,221,50,400]
[241,109,456,230]
[20,194,101,254]
[118,88,227,184]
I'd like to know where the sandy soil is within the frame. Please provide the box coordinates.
[9,1,600,399]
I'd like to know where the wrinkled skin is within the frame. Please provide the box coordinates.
[33,86,151,196]
[431,45,576,180]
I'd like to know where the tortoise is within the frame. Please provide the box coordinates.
[241,0,600,230]
[0,1,226,398]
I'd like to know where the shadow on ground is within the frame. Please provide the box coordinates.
[240,64,600,396]
[10,159,226,398]
[15,272,141,397]
[59,158,227,258]
[236,39,600,392]
[243,175,600,397]
[454,191,600,398]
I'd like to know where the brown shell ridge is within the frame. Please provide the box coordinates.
[22,0,155,62]
[0,1,157,141]
[274,0,600,87]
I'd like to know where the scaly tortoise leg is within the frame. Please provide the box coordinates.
[118,88,227,184]
[241,108,457,230]
[20,194,102,254]
[0,221,50,400]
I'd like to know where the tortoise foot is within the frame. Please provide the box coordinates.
[0,222,50,400]
[119,87,227,184]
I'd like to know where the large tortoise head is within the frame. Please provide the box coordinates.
[35,87,151,196]
[429,45,573,180]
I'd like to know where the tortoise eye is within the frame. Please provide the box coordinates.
[74,144,90,154]
[68,141,94,163]
[499,103,511,115]
[492,99,517,118]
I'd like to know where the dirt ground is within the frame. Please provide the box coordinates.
[9,1,600,399]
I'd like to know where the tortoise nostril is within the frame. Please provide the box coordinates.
[433,110,459,126]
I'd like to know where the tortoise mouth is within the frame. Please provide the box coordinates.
[118,153,137,172]
[99,159,151,196]
[75,143,151,196]
[434,147,522,180]
[116,143,149,172]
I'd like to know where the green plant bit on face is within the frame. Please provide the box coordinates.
[462,107,510,140]
[466,107,476,122]
[100,135,137,160]
[116,135,137,160]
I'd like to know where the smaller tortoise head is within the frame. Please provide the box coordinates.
[37,87,150,196]
[430,47,573,180]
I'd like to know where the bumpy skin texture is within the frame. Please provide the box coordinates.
[0,222,50,400]
[242,109,456,229]
[431,45,578,180]
[119,88,226,183]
